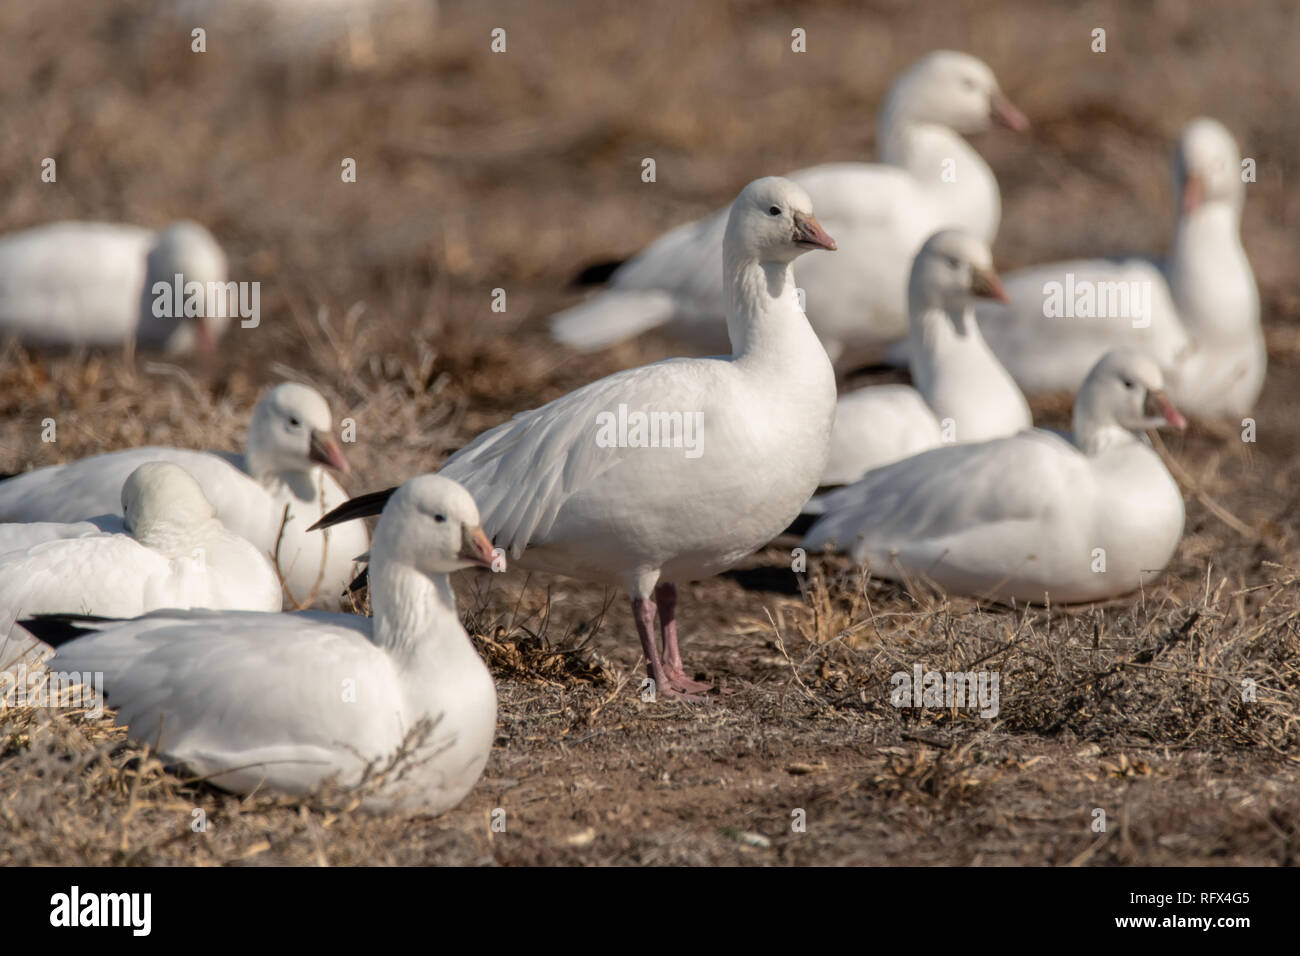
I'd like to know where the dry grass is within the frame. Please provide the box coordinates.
[2,0,1299,864]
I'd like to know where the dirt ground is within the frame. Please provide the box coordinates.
[1,0,1298,865]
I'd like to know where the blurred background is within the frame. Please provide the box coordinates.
[2,2,1295,450]
[2,0,1299,866]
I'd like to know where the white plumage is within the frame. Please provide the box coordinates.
[550,51,1026,370]
[0,462,281,669]
[975,117,1263,418]
[821,230,1031,485]
[0,383,365,608]
[321,177,839,696]
[0,221,228,353]
[804,350,1187,604]
[31,475,497,815]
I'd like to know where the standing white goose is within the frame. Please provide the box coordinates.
[0,383,365,609]
[550,51,1026,369]
[0,220,229,353]
[975,118,1262,417]
[804,350,1187,604]
[0,462,281,669]
[821,230,1031,486]
[317,177,838,696]
[20,475,498,816]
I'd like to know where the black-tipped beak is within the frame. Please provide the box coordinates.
[793,213,837,251]
[971,267,1010,303]
[309,429,351,474]
[459,525,498,568]
[308,486,398,532]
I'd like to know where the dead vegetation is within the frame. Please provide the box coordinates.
[1,0,1299,864]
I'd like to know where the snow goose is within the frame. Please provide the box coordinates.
[20,474,497,816]
[316,177,838,697]
[0,220,229,353]
[549,51,1026,370]
[0,461,280,620]
[975,118,1262,417]
[175,0,439,69]
[821,230,1031,485]
[803,350,1187,604]
[0,383,365,609]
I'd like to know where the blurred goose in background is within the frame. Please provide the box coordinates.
[316,177,838,697]
[821,230,1031,486]
[974,117,1262,418]
[0,383,364,609]
[20,475,497,816]
[175,0,439,68]
[804,350,1186,604]
[0,220,229,353]
[549,51,1026,370]
[0,462,280,668]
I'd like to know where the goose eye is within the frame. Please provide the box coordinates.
[1121,378,1136,390]
[288,417,301,427]
[946,256,961,269]
[433,514,447,523]
[768,206,781,216]
[962,77,977,90]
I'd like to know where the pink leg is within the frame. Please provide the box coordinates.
[632,595,671,692]
[655,582,713,695]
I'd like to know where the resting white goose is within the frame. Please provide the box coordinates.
[0,383,365,609]
[317,177,838,697]
[804,350,1187,604]
[21,475,497,816]
[975,117,1262,417]
[0,514,121,555]
[0,462,280,618]
[550,51,1026,369]
[0,220,229,353]
[821,230,1031,485]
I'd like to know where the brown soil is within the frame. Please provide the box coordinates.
[1,0,1298,865]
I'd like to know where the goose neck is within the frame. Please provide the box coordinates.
[724,257,806,359]
[369,556,462,660]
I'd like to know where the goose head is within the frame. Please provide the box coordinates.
[887,51,1027,135]
[723,177,836,267]
[1074,350,1187,445]
[374,475,498,577]
[245,383,351,481]
[909,229,1008,320]
[139,221,230,354]
[121,461,218,544]
[1174,117,1243,216]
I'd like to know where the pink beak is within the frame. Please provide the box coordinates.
[972,268,1011,303]
[793,213,837,251]
[309,430,351,473]
[990,93,1029,132]
[1182,174,1205,215]
[194,318,217,353]
[1152,390,1187,431]
[459,526,499,568]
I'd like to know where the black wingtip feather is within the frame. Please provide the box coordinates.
[782,511,818,538]
[16,613,118,648]
[570,258,625,287]
[308,486,399,532]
